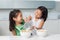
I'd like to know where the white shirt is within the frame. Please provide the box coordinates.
[32,18,43,28]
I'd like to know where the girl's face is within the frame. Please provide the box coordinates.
[13,13,23,23]
[35,9,42,19]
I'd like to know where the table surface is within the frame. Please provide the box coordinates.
[0,34,60,40]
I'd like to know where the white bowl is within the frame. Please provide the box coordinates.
[36,29,48,37]
[20,30,31,37]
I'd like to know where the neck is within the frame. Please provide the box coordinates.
[15,22,21,26]
[35,17,40,21]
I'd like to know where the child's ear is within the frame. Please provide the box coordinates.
[13,17,16,21]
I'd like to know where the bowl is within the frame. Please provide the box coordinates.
[36,29,48,37]
[20,30,31,37]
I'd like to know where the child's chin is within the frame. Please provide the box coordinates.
[19,21,22,23]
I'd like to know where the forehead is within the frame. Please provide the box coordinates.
[36,9,41,12]
[16,13,22,17]
[18,12,22,15]
[35,9,42,13]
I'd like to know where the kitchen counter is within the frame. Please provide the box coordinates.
[0,34,60,40]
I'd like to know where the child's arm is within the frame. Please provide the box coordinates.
[30,19,44,30]
[11,30,16,36]
[36,19,44,29]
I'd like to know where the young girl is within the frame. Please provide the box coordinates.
[9,9,25,36]
[31,6,48,30]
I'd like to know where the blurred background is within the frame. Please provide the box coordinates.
[0,0,60,36]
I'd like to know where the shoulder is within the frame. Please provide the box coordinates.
[38,19,44,23]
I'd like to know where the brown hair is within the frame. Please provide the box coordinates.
[37,6,48,22]
[9,9,21,31]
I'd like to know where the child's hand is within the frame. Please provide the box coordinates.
[30,26,36,30]
[24,17,28,22]
[28,16,32,21]
[24,16,32,23]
